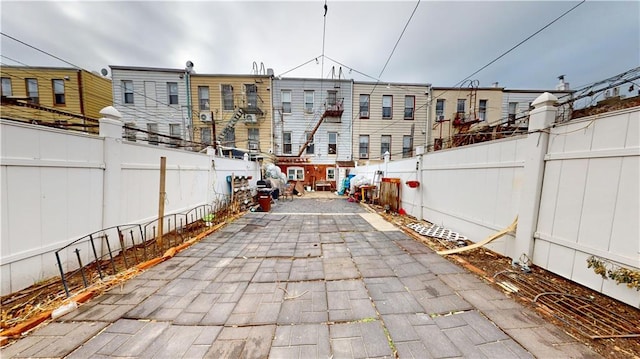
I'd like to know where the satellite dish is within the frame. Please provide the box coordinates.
[100,68,108,76]
[186,60,194,68]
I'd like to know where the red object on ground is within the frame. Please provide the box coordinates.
[398,208,407,215]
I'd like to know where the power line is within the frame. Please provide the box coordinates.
[377,0,420,80]
[452,0,586,89]
[1,32,82,69]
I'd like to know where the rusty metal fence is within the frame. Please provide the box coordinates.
[54,196,237,297]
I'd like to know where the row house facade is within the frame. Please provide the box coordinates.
[190,74,272,155]
[429,86,503,150]
[272,77,353,187]
[109,65,190,147]
[353,82,430,163]
[0,66,112,133]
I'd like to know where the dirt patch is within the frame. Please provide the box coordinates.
[379,209,640,358]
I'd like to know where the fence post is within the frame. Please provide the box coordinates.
[511,92,558,264]
[99,106,123,230]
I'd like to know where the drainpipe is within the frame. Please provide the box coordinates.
[185,61,194,143]
[425,84,432,152]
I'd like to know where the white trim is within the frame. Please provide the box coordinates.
[544,147,640,161]
[0,158,105,169]
[534,232,639,268]
[423,161,524,171]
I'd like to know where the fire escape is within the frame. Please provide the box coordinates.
[216,83,265,152]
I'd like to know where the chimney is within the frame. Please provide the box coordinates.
[492,82,499,88]
[556,75,570,91]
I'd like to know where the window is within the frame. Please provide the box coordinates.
[283,132,292,154]
[435,99,445,121]
[479,99,487,121]
[404,95,415,119]
[281,90,291,113]
[508,102,517,123]
[201,128,212,145]
[403,135,413,158]
[359,135,369,159]
[1,77,12,96]
[304,90,314,113]
[124,123,137,142]
[381,135,391,158]
[305,132,314,154]
[52,79,65,105]
[198,86,210,111]
[167,82,179,104]
[147,123,158,145]
[359,94,369,118]
[170,124,181,147]
[248,128,259,151]
[457,99,466,114]
[327,90,337,107]
[382,95,392,118]
[26,78,39,104]
[144,81,156,107]
[224,128,235,147]
[326,168,335,181]
[123,80,134,104]
[222,85,234,110]
[245,84,258,109]
[328,132,337,155]
[287,167,304,181]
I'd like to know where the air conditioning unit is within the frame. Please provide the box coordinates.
[437,115,445,122]
[199,112,212,122]
[359,152,368,159]
[360,111,369,118]
[245,114,257,123]
[249,142,259,151]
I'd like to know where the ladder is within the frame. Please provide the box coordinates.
[216,108,245,144]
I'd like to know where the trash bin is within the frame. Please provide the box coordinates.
[258,190,271,212]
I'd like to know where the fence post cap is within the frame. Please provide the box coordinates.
[531,92,558,108]
[99,106,122,120]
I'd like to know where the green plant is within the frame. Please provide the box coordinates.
[587,256,640,291]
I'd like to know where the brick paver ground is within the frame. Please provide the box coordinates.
[1,196,601,358]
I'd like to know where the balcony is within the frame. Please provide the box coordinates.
[323,100,344,122]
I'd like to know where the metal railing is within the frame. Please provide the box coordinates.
[54,198,237,297]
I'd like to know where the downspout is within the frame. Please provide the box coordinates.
[77,70,86,131]
[269,75,274,154]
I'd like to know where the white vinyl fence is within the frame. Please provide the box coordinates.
[354,94,639,308]
[0,112,259,295]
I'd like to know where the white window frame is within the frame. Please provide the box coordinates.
[305,132,314,154]
[326,167,336,181]
[53,79,65,105]
[359,135,369,159]
[404,95,415,120]
[147,123,158,145]
[479,99,487,121]
[381,135,391,158]
[281,90,292,113]
[403,135,412,158]
[304,90,314,113]
[283,132,292,154]
[198,86,210,111]
[359,94,369,118]
[222,84,234,111]
[123,80,134,104]
[436,99,445,120]
[26,78,39,104]
[167,82,179,105]
[287,167,304,181]
[328,132,337,155]
[1,77,12,97]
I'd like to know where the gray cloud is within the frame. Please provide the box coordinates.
[1,1,638,90]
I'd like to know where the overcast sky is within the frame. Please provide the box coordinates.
[1,1,638,91]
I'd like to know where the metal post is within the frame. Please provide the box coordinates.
[75,248,88,288]
[55,251,70,297]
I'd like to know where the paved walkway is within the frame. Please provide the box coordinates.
[2,196,600,358]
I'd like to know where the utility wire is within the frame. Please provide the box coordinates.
[452,0,586,89]
[1,32,82,69]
